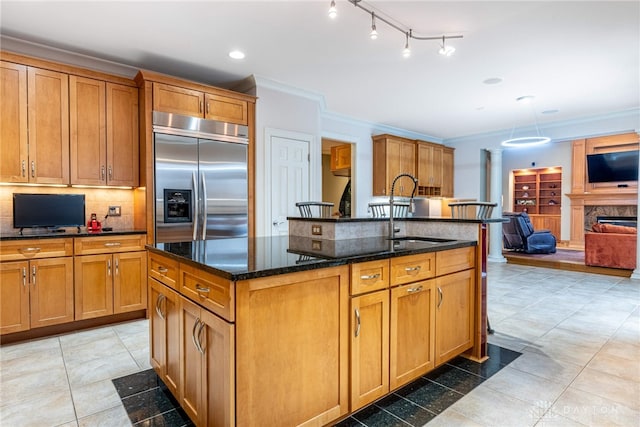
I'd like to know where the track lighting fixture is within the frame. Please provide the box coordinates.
[402,32,411,58]
[438,35,455,56]
[328,0,463,56]
[370,12,378,40]
[328,0,337,19]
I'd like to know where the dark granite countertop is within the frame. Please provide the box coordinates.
[287,216,508,224]
[0,229,147,241]
[147,235,476,281]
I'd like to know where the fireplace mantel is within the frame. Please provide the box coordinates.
[567,192,638,206]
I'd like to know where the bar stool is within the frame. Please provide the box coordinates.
[295,202,334,218]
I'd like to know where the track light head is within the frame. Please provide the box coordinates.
[403,32,411,58]
[370,12,378,40]
[328,0,337,19]
[438,36,456,56]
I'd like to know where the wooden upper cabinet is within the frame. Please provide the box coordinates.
[372,134,416,196]
[153,83,204,118]
[441,147,454,198]
[205,93,248,125]
[0,63,69,184]
[70,78,138,187]
[417,142,443,188]
[107,83,139,186]
[28,67,70,185]
[0,61,28,182]
[153,82,248,125]
[70,76,107,185]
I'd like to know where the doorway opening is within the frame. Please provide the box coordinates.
[321,138,352,218]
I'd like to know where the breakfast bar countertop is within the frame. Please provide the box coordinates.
[147,235,476,282]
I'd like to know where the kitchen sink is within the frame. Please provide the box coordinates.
[388,236,456,243]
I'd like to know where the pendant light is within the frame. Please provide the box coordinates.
[501,96,551,147]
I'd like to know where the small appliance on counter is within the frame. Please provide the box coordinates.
[87,213,102,233]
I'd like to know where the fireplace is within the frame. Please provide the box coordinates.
[584,205,638,231]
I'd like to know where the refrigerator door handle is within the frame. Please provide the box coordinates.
[201,171,207,240]
[192,171,199,241]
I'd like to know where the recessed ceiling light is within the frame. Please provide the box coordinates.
[542,109,559,115]
[483,77,503,85]
[228,50,245,60]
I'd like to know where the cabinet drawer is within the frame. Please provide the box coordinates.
[74,234,145,255]
[350,260,389,295]
[179,263,234,321]
[435,246,475,276]
[0,238,73,261]
[391,253,436,286]
[148,252,179,289]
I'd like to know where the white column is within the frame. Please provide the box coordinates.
[488,148,507,263]
[631,135,640,280]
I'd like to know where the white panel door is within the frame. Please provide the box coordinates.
[270,135,310,236]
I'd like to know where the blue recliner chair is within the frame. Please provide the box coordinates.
[502,212,556,254]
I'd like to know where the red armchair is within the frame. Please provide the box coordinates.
[585,223,637,270]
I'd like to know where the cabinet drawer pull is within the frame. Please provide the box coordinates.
[437,287,443,308]
[19,247,41,254]
[104,242,121,247]
[360,273,380,281]
[354,308,361,337]
[407,285,423,294]
[157,266,168,274]
[195,284,210,294]
[404,266,421,272]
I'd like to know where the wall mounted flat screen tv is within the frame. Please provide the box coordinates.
[586,151,639,183]
[13,193,85,230]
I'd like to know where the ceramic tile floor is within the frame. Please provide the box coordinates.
[1,262,639,426]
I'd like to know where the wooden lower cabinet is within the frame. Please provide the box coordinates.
[75,251,146,320]
[350,289,390,411]
[390,280,435,390]
[149,278,180,397]
[180,296,234,427]
[435,269,475,365]
[0,257,74,334]
[236,266,349,427]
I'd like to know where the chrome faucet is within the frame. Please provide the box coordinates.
[389,173,419,239]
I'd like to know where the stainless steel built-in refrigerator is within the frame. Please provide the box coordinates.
[153,111,248,243]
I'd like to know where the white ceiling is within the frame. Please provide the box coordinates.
[1,1,638,140]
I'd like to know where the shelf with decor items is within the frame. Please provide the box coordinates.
[512,167,562,239]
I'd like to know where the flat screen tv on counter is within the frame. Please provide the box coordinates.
[13,193,85,231]
[586,151,639,183]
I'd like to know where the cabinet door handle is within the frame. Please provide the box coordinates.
[195,284,210,294]
[199,101,203,113]
[115,258,119,276]
[108,165,113,180]
[101,165,106,180]
[437,287,443,308]
[104,242,121,247]
[354,308,361,337]
[197,321,206,355]
[31,161,35,178]
[191,318,201,352]
[19,247,41,254]
[22,160,26,177]
[206,102,210,114]
[155,294,166,320]
[360,273,380,280]
[404,266,421,272]
[407,285,423,294]
[107,259,111,276]
[22,267,27,287]
[157,266,168,274]
[31,266,36,286]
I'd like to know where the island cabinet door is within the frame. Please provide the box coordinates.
[179,297,234,427]
[390,280,435,390]
[435,269,475,366]
[350,289,390,411]
[113,251,147,314]
[236,266,350,427]
[149,278,180,398]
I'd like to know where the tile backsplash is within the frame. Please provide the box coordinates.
[0,186,137,234]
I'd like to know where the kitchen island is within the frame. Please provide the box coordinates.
[147,224,490,427]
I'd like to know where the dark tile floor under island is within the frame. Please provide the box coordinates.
[112,344,521,427]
